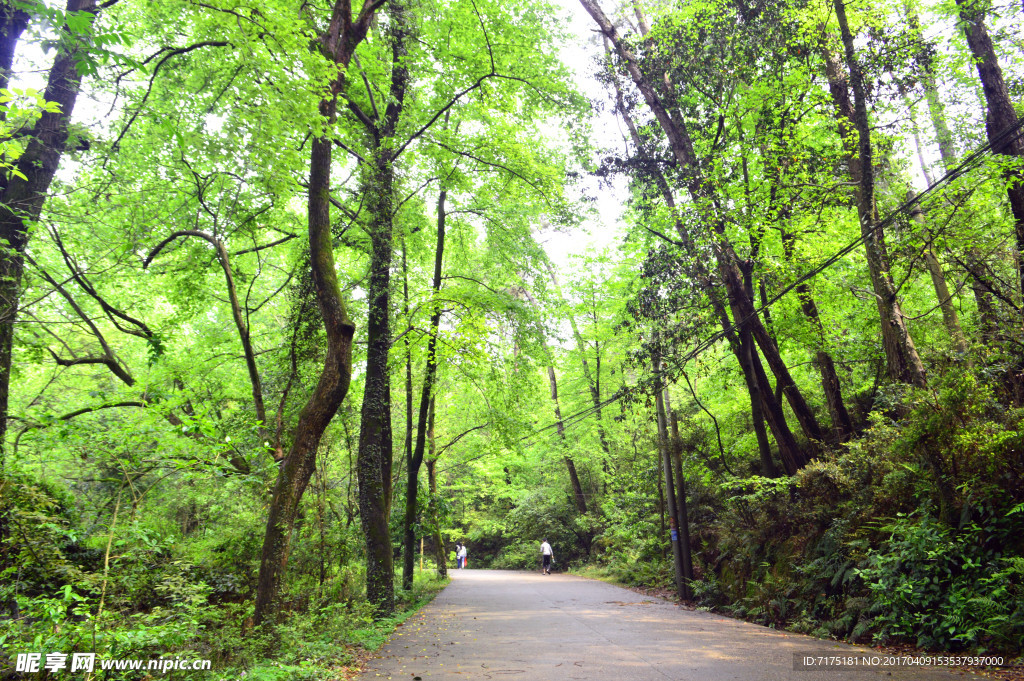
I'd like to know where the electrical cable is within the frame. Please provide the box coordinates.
[445,115,1024,466]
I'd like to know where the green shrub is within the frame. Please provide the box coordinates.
[856,513,1024,651]
[492,541,543,570]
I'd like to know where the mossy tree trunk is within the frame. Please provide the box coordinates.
[357,0,412,616]
[252,0,373,627]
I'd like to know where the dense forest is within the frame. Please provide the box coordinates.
[1,0,1023,676]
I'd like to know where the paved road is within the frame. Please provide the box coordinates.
[359,570,982,680]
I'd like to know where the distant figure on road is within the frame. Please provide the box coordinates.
[458,543,468,569]
[454,543,463,569]
[540,539,554,575]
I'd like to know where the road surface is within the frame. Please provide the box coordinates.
[358,570,984,680]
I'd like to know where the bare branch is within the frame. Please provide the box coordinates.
[109,41,231,151]
[144,230,268,430]
[232,233,298,256]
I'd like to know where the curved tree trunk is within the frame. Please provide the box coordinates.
[252,0,374,627]
[253,132,357,629]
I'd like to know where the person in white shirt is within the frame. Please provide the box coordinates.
[540,539,554,575]
[457,543,468,569]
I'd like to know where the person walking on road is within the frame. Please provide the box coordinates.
[458,543,468,569]
[540,539,554,575]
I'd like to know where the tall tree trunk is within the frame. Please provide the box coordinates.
[653,348,686,601]
[253,0,379,627]
[0,0,96,471]
[590,4,824,451]
[547,365,588,514]
[666,402,693,592]
[356,0,411,616]
[953,0,1024,307]
[403,241,413,513]
[403,189,447,590]
[425,400,447,578]
[827,11,928,388]
[358,152,397,615]
[543,260,612,457]
[603,44,796,471]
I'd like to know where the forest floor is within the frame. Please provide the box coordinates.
[354,570,987,680]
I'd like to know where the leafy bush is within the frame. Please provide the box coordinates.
[491,541,543,570]
[857,513,1024,651]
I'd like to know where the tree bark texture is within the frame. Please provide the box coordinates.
[403,241,413,512]
[827,13,928,388]
[356,0,412,616]
[358,150,398,615]
[953,0,1024,306]
[0,0,97,470]
[252,0,373,626]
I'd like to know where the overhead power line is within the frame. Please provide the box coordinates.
[452,115,1024,462]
